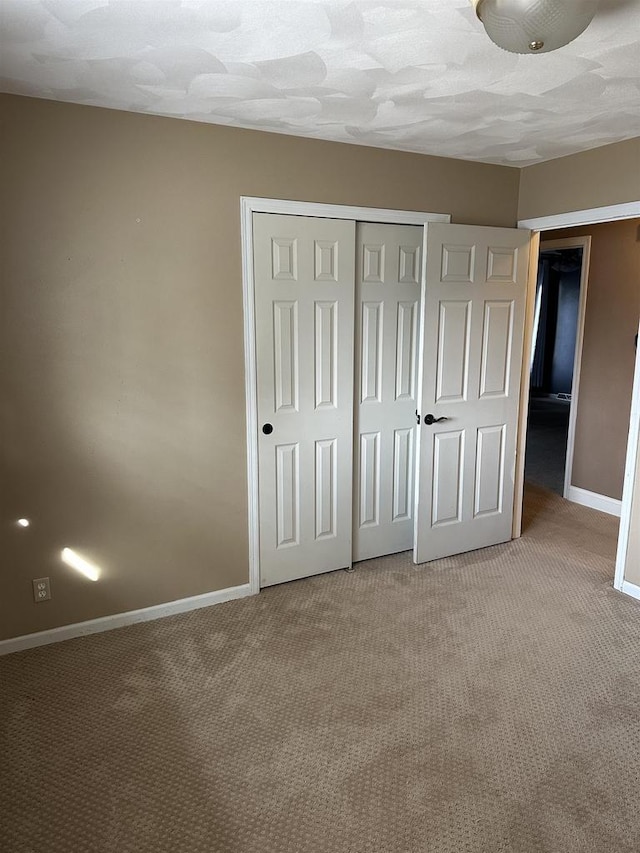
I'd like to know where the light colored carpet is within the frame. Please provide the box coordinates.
[2,485,639,853]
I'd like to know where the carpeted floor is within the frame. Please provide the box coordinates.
[2,485,639,853]
[524,396,571,495]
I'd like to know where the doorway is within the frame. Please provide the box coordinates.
[524,237,590,497]
[515,203,640,602]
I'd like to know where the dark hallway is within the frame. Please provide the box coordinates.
[524,396,571,495]
[524,245,583,496]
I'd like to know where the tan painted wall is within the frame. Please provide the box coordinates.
[625,427,640,587]
[518,138,640,221]
[544,220,640,500]
[519,140,640,596]
[0,94,521,641]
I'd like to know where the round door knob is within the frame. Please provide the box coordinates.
[262,423,274,435]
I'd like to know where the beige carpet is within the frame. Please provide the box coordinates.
[2,485,640,853]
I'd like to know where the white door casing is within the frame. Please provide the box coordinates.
[253,213,356,586]
[353,222,422,561]
[414,223,531,563]
[536,236,591,503]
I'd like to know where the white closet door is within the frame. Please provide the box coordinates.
[414,223,530,563]
[354,222,422,561]
[254,213,356,587]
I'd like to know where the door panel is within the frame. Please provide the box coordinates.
[315,438,337,538]
[314,301,338,409]
[273,301,298,412]
[359,431,380,528]
[414,223,530,563]
[254,213,356,586]
[354,222,422,561]
[479,301,513,397]
[361,302,383,403]
[275,443,299,548]
[432,430,464,526]
[396,301,418,399]
[436,300,471,402]
[474,425,505,517]
[392,427,414,521]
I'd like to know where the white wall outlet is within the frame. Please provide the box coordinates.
[32,577,51,603]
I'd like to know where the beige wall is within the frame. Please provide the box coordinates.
[544,220,640,500]
[0,94,521,641]
[518,138,640,221]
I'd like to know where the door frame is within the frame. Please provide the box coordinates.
[533,235,592,502]
[240,197,450,593]
[514,201,640,600]
[615,318,640,595]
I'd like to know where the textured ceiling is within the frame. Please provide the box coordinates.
[1,0,640,166]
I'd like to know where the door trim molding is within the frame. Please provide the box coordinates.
[241,196,451,226]
[513,201,640,575]
[614,318,640,592]
[536,236,592,502]
[240,197,450,593]
[518,201,640,231]
[512,231,540,538]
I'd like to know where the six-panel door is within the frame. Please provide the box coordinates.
[253,213,356,586]
[414,223,530,563]
[354,222,422,561]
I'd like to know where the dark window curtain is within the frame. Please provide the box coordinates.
[530,258,550,390]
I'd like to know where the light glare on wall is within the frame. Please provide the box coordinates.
[61,547,101,582]
[17,518,30,528]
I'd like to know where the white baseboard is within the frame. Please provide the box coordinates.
[619,580,640,602]
[565,485,622,517]
[0,583,253,657]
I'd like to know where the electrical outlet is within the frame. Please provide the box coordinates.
[33,577,51,603]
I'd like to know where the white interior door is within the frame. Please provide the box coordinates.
[253,213,356,586]
[354,222,422,561]
[414,223,531,563]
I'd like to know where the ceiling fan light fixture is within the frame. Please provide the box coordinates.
[472,0,600,54]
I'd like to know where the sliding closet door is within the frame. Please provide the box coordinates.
[353,223,422,561]
[253,213,356,587]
